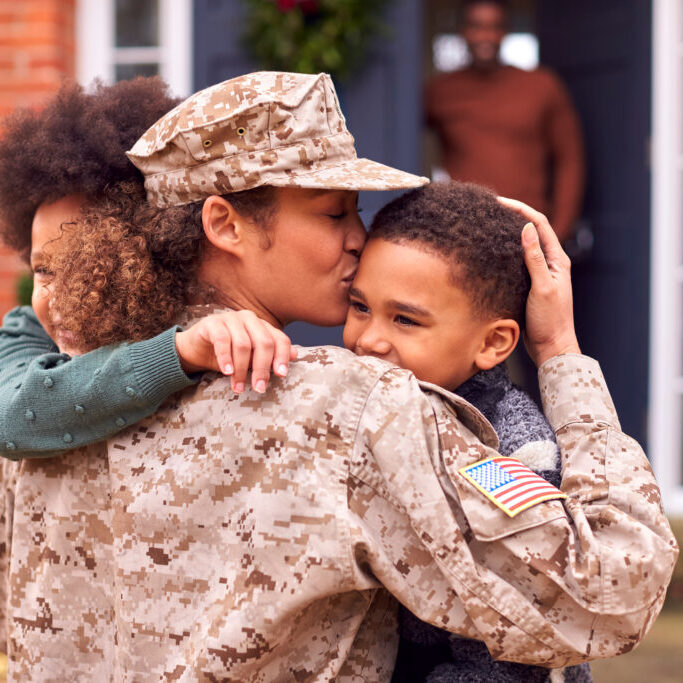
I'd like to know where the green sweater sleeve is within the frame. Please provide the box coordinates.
[0,306,199,460]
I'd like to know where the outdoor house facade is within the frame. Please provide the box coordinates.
[1,0,682,513]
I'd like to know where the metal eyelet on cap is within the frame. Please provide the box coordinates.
[203,139,213,148]
[236,127,246,136]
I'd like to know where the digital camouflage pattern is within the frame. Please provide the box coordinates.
[127,71,429,208]
[0,328,677,680]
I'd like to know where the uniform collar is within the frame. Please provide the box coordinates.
[418,379,500,449]
[175,305,500,449]
[175,304,232,329]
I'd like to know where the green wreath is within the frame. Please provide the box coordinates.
[242,0,390,82]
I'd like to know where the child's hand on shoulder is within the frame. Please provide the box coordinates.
[175,310,297,394]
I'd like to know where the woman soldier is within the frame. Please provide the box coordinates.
[0,72,673,680]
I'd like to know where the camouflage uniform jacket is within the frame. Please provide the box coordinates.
[0,345,677,681]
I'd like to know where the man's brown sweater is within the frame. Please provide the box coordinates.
[425,66,585,241]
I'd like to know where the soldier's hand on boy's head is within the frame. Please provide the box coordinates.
[175,310,296,394]
[497,197,580,367]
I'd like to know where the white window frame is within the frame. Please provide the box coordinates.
[76,0,192,97]
[650,0,683,514]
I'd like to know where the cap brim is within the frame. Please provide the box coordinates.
[270,157,429,192]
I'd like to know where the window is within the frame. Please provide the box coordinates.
[650,0,683,514]
[76,0,192,96]
[432,33,539,72]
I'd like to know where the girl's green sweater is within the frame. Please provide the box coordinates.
[0,306,198,460]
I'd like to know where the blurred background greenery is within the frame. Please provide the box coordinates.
[16,273,32,307]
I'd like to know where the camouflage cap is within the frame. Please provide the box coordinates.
[127,71,429,208]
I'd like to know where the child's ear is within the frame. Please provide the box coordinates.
[474,319,520,371]
[201,195,249,256]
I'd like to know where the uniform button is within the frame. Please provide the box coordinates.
[14,383,21,390]
[43,376,54,388]
[115,417,126,427]
[6,441,15,450]
[94,369,101,377]
[74,404,85,415]
[125,387,136,397]
[25,409,35,421]
[63,433,73,444]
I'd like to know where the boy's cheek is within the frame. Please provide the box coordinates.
[341,319,356,351]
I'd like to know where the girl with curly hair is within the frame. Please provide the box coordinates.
[0,77,293,458]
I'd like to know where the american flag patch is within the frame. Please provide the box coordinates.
[459,457,567,517]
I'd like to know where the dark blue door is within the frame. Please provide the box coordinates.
[193,0,424,347]
[537,1,652,447]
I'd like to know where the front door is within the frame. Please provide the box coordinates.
[537,0,652,447]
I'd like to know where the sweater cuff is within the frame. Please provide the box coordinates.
[538,354,620,432]
[128,326,198,405]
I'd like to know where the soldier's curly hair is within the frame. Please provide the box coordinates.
[45,183,277,350]
[0,77,181,260]
[369,182,529,326]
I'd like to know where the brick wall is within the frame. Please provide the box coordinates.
[0,0,76,318]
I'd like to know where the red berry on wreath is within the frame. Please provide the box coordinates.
[298,0,319,14]
[276,0,297,12]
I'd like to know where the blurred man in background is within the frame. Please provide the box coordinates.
[425,0,585,243]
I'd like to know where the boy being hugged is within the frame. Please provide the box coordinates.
[359,183,591,682]
[209,180,592,681]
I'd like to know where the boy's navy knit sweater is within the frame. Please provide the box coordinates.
[392,365,593,683]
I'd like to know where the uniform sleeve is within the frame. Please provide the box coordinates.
[348,357,677,667]
[543,70,586,242]
[0,306,198,460]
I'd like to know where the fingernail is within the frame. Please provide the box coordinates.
[521,224,535,245]
[223,364,234,375]
[234,382,245,393]
[277,364,288,376]
[254,380,266,393]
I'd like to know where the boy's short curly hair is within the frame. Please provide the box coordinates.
[0,77,181,259]
[369,182,529,326]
